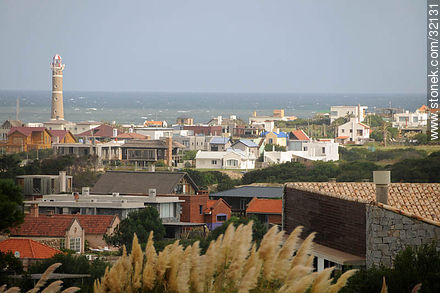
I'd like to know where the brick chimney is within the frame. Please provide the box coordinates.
[373,171,390,205]
[166,136,173,167]
[30,203,39,217]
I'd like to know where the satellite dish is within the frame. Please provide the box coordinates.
[14,251,20,258]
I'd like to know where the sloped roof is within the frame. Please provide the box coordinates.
[1,120,23,128]
[418,105,428,112]
[117,132,148,139]
[8,127,49,137]
[260,131,288,138]
[45,214,118,235]
[92,171,199,194]
[0,239,61,259]
[10,215,79,237]
[122,139,184,149]
[196,151,227,159]
[210,137,230,145]
[286,182,440,223]
[290,130,310,141]
[211,186,283,198]
[233,139,258,148]
[77,124,115,138]
[246,198,282,214]
[204,198,231,213]
[48,130,75,142]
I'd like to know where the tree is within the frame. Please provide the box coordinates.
[0,251,23,286]
[0,179,24,233]
[264,144,286,151]
[413,133,428,145]
[365,114,384,128]
[104,207,166,251]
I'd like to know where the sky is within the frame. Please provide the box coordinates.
[0,0,426,94]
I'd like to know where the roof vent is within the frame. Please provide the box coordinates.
[14,251,20,258]
[82,187,90,196]
[149,188,157,198]
[373,171,390,205]
[112,192,119,197]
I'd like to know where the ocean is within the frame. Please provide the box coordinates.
[0,90,425,125]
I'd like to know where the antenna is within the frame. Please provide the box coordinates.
[16,97,19,121]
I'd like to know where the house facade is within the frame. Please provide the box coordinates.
[337,118,370,144]
[48,130,77,144]
[6,127,52,153]
[204,199,232,230]
[392,106,428,130]
[16,172,73,200]
[330,105,368,123]
[0,120,23,142]
[246,198,282,226]
[195,149,256,169]
[209,137,231,151]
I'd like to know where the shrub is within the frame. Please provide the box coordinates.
[95,222,356,292]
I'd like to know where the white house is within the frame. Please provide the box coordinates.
[337,118,370,144]
[264,139,339,164]
[231,139,260,159]
[392,105,428,129]
[195,149,256,169]
[134,127,173,139]
[330,105,368,123]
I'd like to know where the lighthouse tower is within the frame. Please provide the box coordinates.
[50,54,65,120]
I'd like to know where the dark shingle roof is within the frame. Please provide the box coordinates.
[92,171,198,194]
[211,186,283,198]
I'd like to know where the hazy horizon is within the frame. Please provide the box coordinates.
[0,0,425,94]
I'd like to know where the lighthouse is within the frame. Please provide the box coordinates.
[50,54,65,120]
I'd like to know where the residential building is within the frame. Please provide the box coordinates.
[71,121,102,135]
[92,170,199,195]
[330,105,368,123]
[246,198,282,225]
[6,127,52,153]
[134,127,173,139]
[116,132,149,140]
[209,137,231,151]
[207,115,246,136]
[249,120,275,133]
[0,239,61,269]
[261,131,288,147]
[195,149,256,169]
[0,120,23,142]
[204,199,231,230]
[143,120,167,128]
[176,117,194,126]
[16,172,73,200]
[232,125,261,138]
[120,138,183,167]
[249,110,296,124]
[287,130,310,151]
[183,125,222,136]
[173,135,210,151]
[77,124,118,141]
[43,120,77,132]
[283,172,440,271]
[10,213,85,253]
[231,139,260,159]
[337,118,370,144]
[392,105,428,130]
[210,185,283,213]
[48,130,76,144]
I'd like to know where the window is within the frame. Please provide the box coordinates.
[69,237,81,252]
[60,239,65,249]
[160,203,175,218]
[331,111,338,116]
[226,159,238,167]
[269,138,273,144]
[399,116,409,122]
[217,214,227,222]
[341,129,345,133]
[413,117,419,122]
[199,205,203,215]
[303,147,308,151]
[322,147,325,154]
[357,129,363,136]
[211,160,217,165]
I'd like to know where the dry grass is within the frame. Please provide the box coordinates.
[0,263,80,293]
[94,222,356,292]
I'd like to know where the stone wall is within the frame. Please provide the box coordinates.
[366,205,440,268]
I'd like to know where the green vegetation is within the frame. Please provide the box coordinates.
[0,251,23,287]
[264,143,286,151]
[183,150,198,160]
[0,179,24,233]
[339,242,440,293]
[104,207,166,251]
[183,169,241,192]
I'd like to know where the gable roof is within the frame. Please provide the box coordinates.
[48,130,75,142]
[10,214,80,237]
[204,198,231,213]
[92,171,199,194]
[122,139,184,149]
[1,120,23,128]
[246,198,282,214]
[210,137,230,145]
[8,127,49,137]
[0,239,61,259]
[211,186,283,198]
[77,124,115,138]
[232,139,258,148]
[117,132,148,139]
[260,131,288,138]
[286,182,440,223]
[290,130,310,141]
[44,214,119,235]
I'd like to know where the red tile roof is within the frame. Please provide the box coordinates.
[10,215,79,237]
[48,130,73,142]
[246,198,282,214]
[290,130,310,141]
[286,182,440,223]
[358,122,370,129]
[10,214,118,236]
[336,136,349,139]
[8,127,49,137]
[53,214,118,235]
[77,124,116,138]
[204,199,231,213]
[0,239,61,259]
[116,132,147,139]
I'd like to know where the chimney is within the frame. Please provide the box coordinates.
[166,136,173,167]
[373,171,390,205]
[74,192,79,202]
[59,171,66,193]
[149,188,157,199]
[112,128,118,137]
[82,187,90,196]
[30,203,39,217]
[217,115,222,125]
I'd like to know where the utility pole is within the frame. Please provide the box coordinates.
[16,97,20,121]
[383,123,387,147]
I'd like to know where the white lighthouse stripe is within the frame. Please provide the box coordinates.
[52,91,63,93]
[52,75,63,77]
